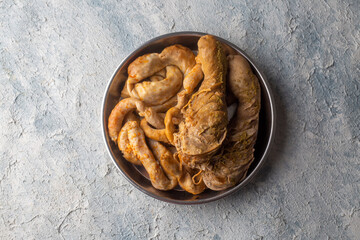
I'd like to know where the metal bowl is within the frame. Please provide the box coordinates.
[101,31,276,204]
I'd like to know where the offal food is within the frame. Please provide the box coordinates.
[108,35,261,194]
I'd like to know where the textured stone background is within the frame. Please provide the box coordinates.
[1,0,359,239]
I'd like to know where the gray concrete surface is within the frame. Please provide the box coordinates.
[1,0,359,239]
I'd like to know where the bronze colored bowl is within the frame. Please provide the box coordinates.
[101,32,276,204]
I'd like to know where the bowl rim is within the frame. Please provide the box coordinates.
[101,31,276,205]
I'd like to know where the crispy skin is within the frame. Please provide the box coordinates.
[174,35,228,166]
[202,55,261,191]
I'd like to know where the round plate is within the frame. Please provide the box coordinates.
[101,31,276,204]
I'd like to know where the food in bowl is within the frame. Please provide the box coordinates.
[107,35,260,194]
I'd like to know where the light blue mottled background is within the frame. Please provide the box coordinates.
[1,0,359,239]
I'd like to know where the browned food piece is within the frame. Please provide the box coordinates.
[127,121,177,191]
[118,120,142,165]
[131,66,183,105]
[108,37,260,195]
[140,118,170,144]
[202,54,261,191]
[148,139,181,180]
[178,166,206,195]
[127,53,165,83]
[159,44,196,75]
[150,95,177,113]
[126,44,197,106]
[183,63,203,94]
[143,108,165,129]
[164,107,181,145]
[173,35,228,166]
[149,140,206,195]
[108,98,145,142]
[120,81,131,98]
